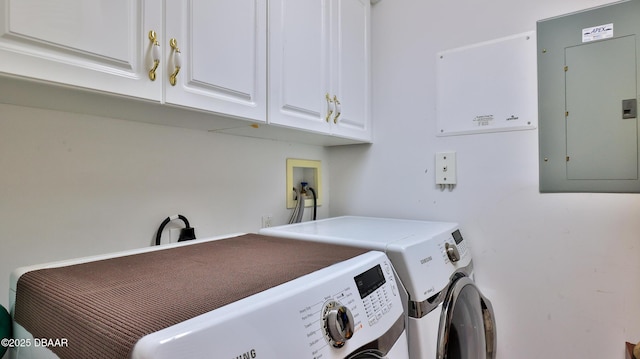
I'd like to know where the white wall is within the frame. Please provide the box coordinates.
[0,103,329,309]
[2,2,639,358]
[329,0,640,358]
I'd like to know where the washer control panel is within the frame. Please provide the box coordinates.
[130,252,406,359]
[298,257,403,358]
[356,262,397,327]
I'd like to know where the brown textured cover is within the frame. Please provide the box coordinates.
[14,234,368,359]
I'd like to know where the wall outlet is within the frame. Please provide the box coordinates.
[169,228,181,243]
[261,215,273,228]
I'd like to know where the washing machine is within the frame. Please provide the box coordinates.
[260,216,497,359]
[9,233,410,359]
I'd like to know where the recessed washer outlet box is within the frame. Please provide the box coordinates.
[286,158,322,209]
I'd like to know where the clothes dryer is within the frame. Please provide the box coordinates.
[260,216,496,359]
[9,233,410,359]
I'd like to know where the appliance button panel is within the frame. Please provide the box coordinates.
[361,273,395,327]
[457,240,469,256]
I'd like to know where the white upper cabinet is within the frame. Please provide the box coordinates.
[0,0,162,101]
[268,0,331,134]
[0,0,266,122]
[164,0,267,122]
[0,0,369,144]
[269,0,371,141]
[330,0,371,141]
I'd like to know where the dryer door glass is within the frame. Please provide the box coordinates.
[437,277,496,359]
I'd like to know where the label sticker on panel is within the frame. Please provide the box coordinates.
[582,23,613,42]
[473,114,494,127]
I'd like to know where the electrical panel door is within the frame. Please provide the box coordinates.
[565,35,637,180]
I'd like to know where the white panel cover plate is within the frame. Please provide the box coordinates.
[436,31,538,136]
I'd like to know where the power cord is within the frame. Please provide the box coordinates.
[154,214,196,246]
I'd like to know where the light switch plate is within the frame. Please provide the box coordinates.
[436,152,457,184]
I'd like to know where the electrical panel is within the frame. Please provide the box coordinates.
[538,0,640,193]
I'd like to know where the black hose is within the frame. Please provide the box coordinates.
[155,215,191,246]
[308,187,317,220]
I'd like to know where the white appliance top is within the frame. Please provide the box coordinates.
[260,216,473,302]
[261,216,455,248]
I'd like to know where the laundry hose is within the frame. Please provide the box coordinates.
[0,304,11,357]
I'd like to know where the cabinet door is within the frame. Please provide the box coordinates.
[268,0,331,134]
[0,0,162,101]
[165,0,266,122]
[330,0,371,141]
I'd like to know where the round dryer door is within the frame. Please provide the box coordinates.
[436,276,496,359]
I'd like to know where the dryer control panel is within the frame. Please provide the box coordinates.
[299,258,402,357]
[442,229,469,264]
[386,225,473,303]
[131,251,407,359]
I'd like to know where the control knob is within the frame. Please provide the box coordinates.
[322,301,354,348]
[445,242,461,263]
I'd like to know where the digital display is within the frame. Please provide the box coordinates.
[452,229,464,244]
[354,264,386,299]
